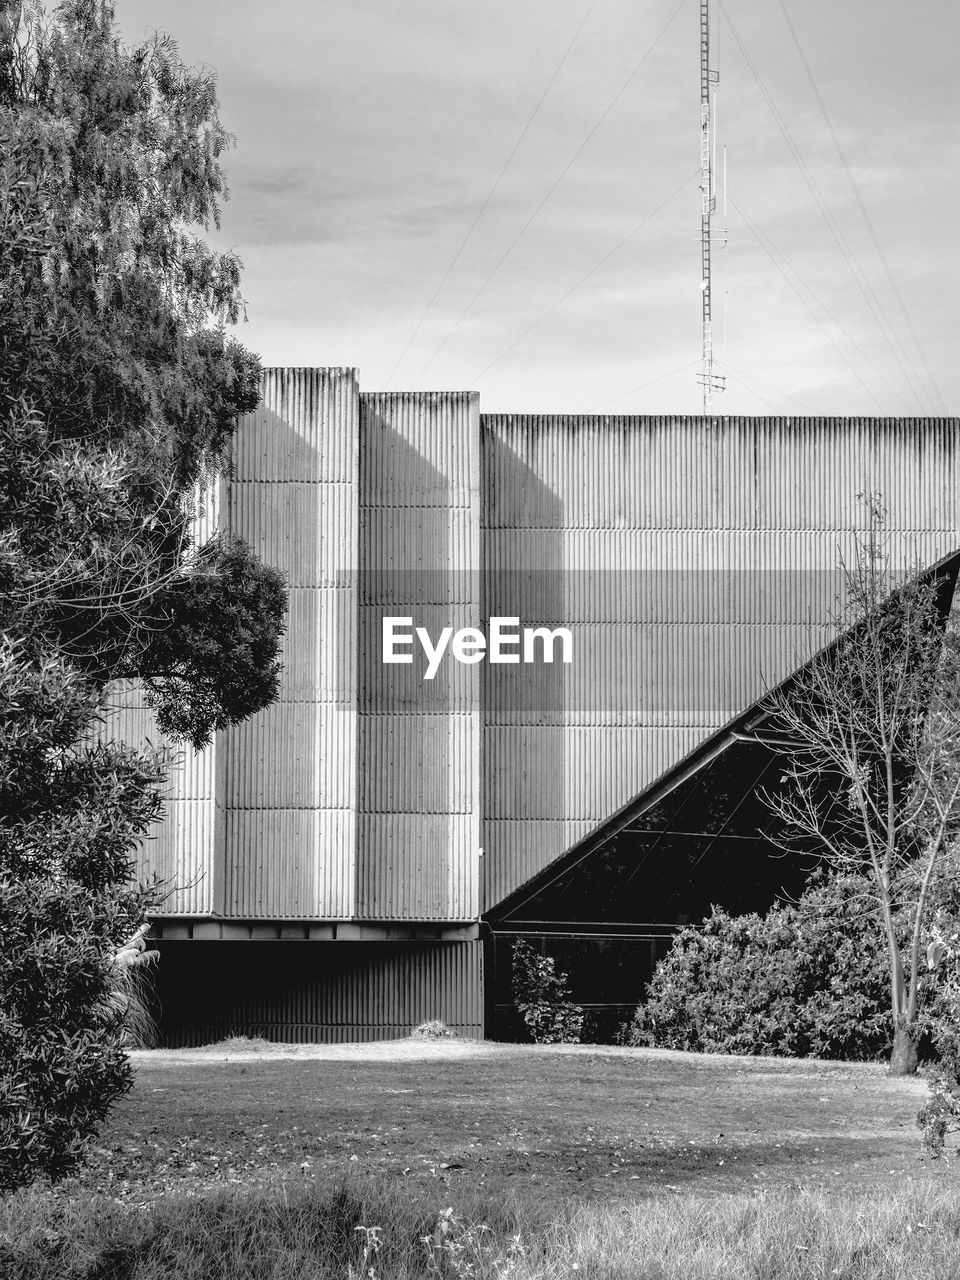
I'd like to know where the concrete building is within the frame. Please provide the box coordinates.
[122,368,960,1043]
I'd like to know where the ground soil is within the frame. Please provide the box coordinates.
[59,1038,954,1207]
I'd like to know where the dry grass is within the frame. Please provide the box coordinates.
[6,1176,960,1278]
[212,1035,281,1053]
[560,1186,960,1278]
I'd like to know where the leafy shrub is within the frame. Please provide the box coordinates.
[0,878,149,1191]
[621,871,890,1059]
[0,648,164,1191]
[511,939,584,1045]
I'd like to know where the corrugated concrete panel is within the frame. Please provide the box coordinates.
[483,526,951,579]
[482,415,960,531]
[227,483,355,588]
[484,726,720,822]
[138,800,215,914]
[482,622,837,729]
[361,393,480,508]
[359,715,477,813]
[271,587,356,705]
[358,392,481,921]
[751,418,959,530]
[220,809,356,918]
[220,368,360,919]
[359,603,479,711]
[220,809,357,919]
[223,706,326,808]
[481,725,706,909]
[156,941,483,1045]
[101,682,216,916]
[232,367,358,484]
[357,813,478,918]
[106,482,223,916]
[361,508,477,578]
[480,413,960,913]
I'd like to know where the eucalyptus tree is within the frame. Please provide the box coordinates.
[0,0,285,1188]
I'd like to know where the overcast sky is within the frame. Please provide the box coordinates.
[117,0,958,417]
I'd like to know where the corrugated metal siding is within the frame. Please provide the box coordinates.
[156,941,483,1045]
[358,393,480,920]
[221,368,360,918]
[480,414,960,911]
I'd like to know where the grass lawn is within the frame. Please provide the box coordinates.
[8,1040,960,1279]
[55,1039,941,1204]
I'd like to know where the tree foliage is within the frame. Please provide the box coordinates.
[0,0,285,1189]
[139,534,286,745]
[0,0,286,747]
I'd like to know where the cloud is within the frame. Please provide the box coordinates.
[117,0,957,417]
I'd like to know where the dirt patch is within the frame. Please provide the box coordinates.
[131,1035,491,1066]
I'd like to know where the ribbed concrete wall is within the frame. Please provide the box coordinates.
[128,376,484,926]
[104,681,216,915]
[480,414,960,909]
[483,416,959,530]
[124,388,960,937]
[357,392,481,920]
[109,484,221,916]
[219,368,360,918]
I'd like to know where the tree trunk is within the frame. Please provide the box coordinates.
[889,1021,918,1076]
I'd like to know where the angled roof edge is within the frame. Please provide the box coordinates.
[485,546,960,924]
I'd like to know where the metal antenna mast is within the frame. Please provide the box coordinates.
[698,0,725,414]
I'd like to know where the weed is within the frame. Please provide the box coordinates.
[422,1207,530,1279]
[412,1021,456,1040]
[348,1223,383,1279]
